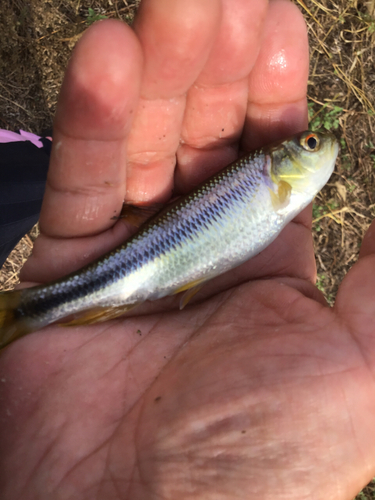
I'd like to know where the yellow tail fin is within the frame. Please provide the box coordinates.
[0,290,30,349]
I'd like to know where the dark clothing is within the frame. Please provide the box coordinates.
[0,140,50,268]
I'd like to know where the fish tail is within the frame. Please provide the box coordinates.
[0,290,30,349]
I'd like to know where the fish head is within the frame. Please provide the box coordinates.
[270,130,339,196]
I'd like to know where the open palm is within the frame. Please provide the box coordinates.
[1,1,374,499]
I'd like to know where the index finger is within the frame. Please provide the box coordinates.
[40,20,143,238]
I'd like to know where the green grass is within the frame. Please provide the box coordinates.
[308,102,343,132]
[86,7,108,25]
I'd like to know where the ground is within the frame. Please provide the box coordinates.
[0,0,375,498]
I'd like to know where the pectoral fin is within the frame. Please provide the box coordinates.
[61,303,140,326]
[269,180,292,211]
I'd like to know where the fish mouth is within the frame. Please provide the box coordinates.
[302,137,339,174]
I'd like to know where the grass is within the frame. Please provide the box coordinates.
[0,1,375,498]
[308,102,343,131]
[301,0,375,313]
[86,6,108,25]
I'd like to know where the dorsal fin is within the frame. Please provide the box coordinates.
[113,202,164,227]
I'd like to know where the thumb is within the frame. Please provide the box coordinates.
[335,219,375,344]
[359,218,375,260]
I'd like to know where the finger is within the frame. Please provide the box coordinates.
[243,0,309,151]
[40,20,143,238]
[175,0,268,192]
[125,0,222,203]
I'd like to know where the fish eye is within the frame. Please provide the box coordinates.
[301,133,320,152]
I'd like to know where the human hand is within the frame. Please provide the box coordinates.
[1,1,373,499]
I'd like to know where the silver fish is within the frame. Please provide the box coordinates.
[0,130,339,348]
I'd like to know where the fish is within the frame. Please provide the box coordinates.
[0,130,339,348]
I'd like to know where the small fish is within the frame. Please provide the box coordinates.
[0,130,339,348]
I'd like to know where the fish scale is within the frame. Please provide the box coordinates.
[0,130,339,347]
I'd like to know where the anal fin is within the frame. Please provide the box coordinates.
[61,303,140,327]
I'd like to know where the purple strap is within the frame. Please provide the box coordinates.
[0,129,46,148]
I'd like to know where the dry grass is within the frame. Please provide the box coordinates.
[0,1,375,497]
[301,0,375,307]
[0,225,39,291]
